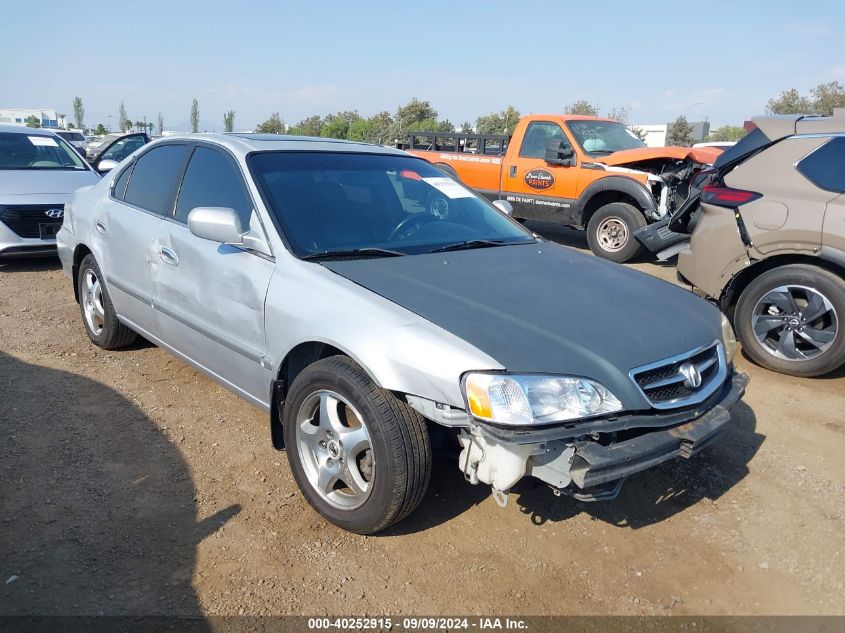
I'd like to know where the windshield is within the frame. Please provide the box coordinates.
[0,132,88,170]
[566,120,646,154]
[55,131,85,142]
[249,152,535,257]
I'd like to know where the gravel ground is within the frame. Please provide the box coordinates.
[1,225,843,617]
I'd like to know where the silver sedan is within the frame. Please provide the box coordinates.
[58,133,745,533]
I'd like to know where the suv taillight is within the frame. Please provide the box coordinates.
[701,184,761,207]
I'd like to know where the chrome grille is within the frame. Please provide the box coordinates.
[630,341,725,410]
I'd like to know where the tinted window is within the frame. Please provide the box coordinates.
[175,147,253,225]
[123,144,189,215]
[714,127,771,169]
[100,134,147,163]
[112,163,134,200]
[519,122,568,158]
[797,137,845,193]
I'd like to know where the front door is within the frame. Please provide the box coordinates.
[152,145,274,406]
[501,120,580,223]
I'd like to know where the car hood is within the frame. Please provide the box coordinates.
[0,170,100,196]
[323,243,723,409]
[599,146,721,166]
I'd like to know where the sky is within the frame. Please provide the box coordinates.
[2,0,843,132]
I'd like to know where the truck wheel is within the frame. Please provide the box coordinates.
[586,202,646,263]
[77,254,137,350]
[283,355,432,534]
[734,265,845,377]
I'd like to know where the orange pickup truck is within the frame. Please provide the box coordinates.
[401,114,720,262]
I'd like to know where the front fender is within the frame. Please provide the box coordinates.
[264,261,503,409]
[580,175,656,221]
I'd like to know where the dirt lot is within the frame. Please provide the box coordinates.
[1,224,844,617]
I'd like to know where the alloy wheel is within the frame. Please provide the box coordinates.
[82,268,105,337]
[751,284,838,361]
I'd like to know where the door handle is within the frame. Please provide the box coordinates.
[159,246,179,266]
[95,220,107,234]
[509,165,517,178]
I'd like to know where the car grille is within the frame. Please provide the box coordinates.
[0,205,64,238]
[630,341,725,409]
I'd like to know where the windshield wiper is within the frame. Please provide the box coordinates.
[301,247,407,261]
[429,239,520,254]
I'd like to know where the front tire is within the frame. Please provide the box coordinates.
[77,254,137,350]
[283,355,432,534]
[586,202,646,263]
[734,264,845,377]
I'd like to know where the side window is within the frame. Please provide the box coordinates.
[123,144,189,215]
[175,147,253,226]
[797,137,845,193]
[100,134,147,163]
[112,162,134,200]
[519,122,567,159]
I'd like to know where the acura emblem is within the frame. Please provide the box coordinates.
[678,362,703,389]
[45,208,64,219]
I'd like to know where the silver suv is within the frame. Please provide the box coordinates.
[58,134,747,533]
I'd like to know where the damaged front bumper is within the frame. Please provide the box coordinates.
[456,371,748,505]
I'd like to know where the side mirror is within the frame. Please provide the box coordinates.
[187,207,272,256]
[97,159,119,173]
[492,200,513,216]
[544,140,575,166]
[187,207,244,244]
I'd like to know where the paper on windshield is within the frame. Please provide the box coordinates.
[28,136,58,147]
[422,177,473,199]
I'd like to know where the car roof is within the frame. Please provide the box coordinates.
[0,124,59,136]
[155,132,409,157]
[751,114,845,140]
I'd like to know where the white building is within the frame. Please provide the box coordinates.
[0,108,67,129]
[631,121,711,147]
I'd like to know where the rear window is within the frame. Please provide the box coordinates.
[797,137,845,193]
[714,127,771,169]
[57,132,85,142]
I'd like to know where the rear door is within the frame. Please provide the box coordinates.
[97,143,190,333]
[501,120,580,223]
[797,137,845,255]
[152,144,275,406]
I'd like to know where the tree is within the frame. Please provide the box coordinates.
[223,110,235,133]
[475,106,520,134]
[147,122,155,135]
[190,99,200,133]
[666,115,695,146]
[565,100,598,116]
[134,121,145,133]
[708,125,747,142]
[362,111,393,144]
[628,125,647,142]
[606,106,629,124]
[460,121,474,133]
[288,115,323,137]
[118,102,129,132]
[255,112,285,134]
[93,123,108,136]
[157,112,164,137]
[72,96,85,129]
[766,88,813,115]
[810,81,845,116]
[25,115,41,128]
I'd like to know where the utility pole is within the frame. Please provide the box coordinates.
[107,114,112,131]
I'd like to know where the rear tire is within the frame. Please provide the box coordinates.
[734,265,845,377]
[77,254,137,350]
[283,355,432,534]
[586,202,646,263]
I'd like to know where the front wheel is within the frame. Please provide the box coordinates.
[77,254,137,350]
[282,355,432,534]
[586,202,646,263]
[734,265,845,377]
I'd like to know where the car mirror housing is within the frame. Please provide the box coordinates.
[96,159,119,173]
[544,140,575,167]
[492,200,513,216]
[187,207,245,244]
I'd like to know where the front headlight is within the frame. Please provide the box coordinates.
[462,373,623,426]
[720,313,737,364]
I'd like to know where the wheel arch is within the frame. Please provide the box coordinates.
[720,253,845,317]
[270,340,380,450]
[71,243,93,304]
[579,176,655,227]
